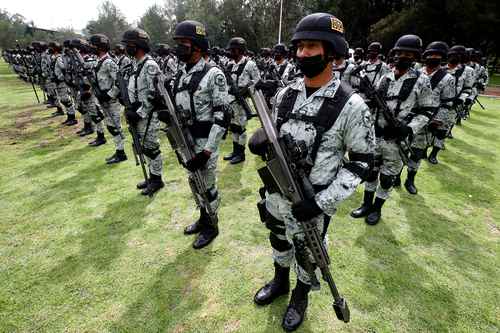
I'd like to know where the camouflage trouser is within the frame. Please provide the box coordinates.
[408,128,432,172]
[430,108,452,149]
[79,96,99,133]
[137,113,163,177]
[229,101,247,146]
[56,82,75,115]
[365,138,403,200]
[187,138,220,214]
[264,192,326,288]
[100,100,124,150]
[45,81,57,100]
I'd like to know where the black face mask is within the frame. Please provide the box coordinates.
[274,55,283,61]
[395,56,413,71]
[448,55,459,65]
[296,54,329,78]
[175,44,192,62]
[48,49,54,55]
[425,58,442,68]
[367,53,377,60]
[125,45,137,57]
[354,56,361,62]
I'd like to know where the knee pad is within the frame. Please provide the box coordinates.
[269,232,292,252]
[379,173,393,190]
[106,125,120,137]
[143,146,161,159]
[410,148,426,162]
[229,124,243,134]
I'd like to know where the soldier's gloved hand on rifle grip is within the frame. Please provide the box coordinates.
[238,86,250,97]
[465,99,472,106]
[186,150,211,172]
[249,128,269,158]
[292,198,323,221]
[228,85,238,96]
[97,91,111,103]
[157,111,171,124]
[453,99,464,107]
[125,109,141,125]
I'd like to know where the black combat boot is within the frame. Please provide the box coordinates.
[78,122,94,136]
[428,147,440,165]
[184,208,207,235]
[224,142,238,161]
[51,106,64,117]
[141,174,164,196]
[65,114,78,126]
[393,173,402,187]
[192,217,219,249]
[106,149,127,164]
[136,180,148,190]
[254,262,290,306]
[282,280,311,332]
[404,170,418,195]
[230,143,245,164]
[365,197,386,226]
[350,190,375,218]
[88,132,106,147]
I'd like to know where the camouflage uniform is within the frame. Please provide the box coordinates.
[273,59,295,85]
[127,54,163,177]
[173,57,230,212]
[447,64,474,126]
[332,59,356,87]
[408,68,451,171]
[54,54,77,117]
[94,53,124,151]
[264,77,375,286]
[41,51,56,104]
[364,68,434,200]
[227,56,261,146]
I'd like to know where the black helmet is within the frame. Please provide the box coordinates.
[156,43,170,56]
[48,41,62,52]
[354,47,364,56]
[113,43,125,52]
[273,43,288,55]
[367,41,382,54]
[174,20,208,52]
[448,45,466,56]
[291,12,346,56]
[63,39,72,48]
[89,34,110,51]
[227,37,247,51]
[122,28,151,52]
[260,47,271,56]
[393,34,423,57]
[423,41,449,60]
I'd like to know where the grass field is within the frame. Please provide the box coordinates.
[0,59,499,333]
[489,73,500,86]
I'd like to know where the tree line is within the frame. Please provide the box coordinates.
[1,0,499,61]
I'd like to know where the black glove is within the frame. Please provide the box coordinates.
[185,150,211,172]
[157,111,171,124]
[291,198,323,221]
[248,128,269,157]
[97,91,111,103]
[453,99,464,107]
[125,109,141,125]
[394,125,413,139]
[238,86,250,97]
[464,99,472,106]
[228,85,238,96]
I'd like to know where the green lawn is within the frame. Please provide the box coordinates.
[0,60,499,333]
[489,73,500,86]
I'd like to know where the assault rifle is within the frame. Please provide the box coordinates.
[155,73,218,226]
[116,63,150,192]
[249,88,350,323]
[221,65,257,119]
[16,44,40,103]
[359,75,413,165]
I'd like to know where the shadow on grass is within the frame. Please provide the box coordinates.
[108,245,215,332]
[45,196,149,282]
[355,222,460,332]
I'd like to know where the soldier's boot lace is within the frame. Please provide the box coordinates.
[282,280,310,332]
[254,262,290,306]
[192,218,219,249]
[350,190,375,218]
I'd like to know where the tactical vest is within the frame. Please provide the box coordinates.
[430,68,454,109]
[365,63,383,85]
[276,82,354,169]
[232,60,248,86]
[173,63,215,138]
